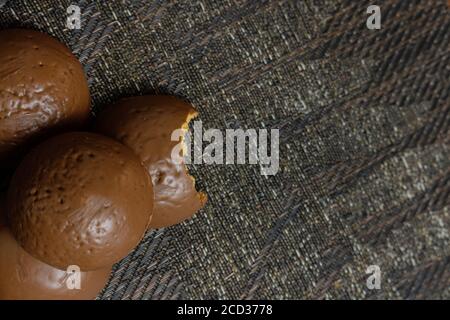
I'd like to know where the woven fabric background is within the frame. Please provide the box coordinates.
[0,0,449,299]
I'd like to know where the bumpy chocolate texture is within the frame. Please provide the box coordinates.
[95,95,207,228]
[0,29,90,167]
[0,196,110,300]
[0,227,111,300]
[7,132,154,271]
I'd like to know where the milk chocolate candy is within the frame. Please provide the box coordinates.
[0,29,90,167]
[94,95,207,229]
[0,196,110,300]
[7,132,154,271]
[0,226,111,300]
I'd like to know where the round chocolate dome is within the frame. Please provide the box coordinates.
[94,95,206,228]
[0,29,90,166]
[7,132,154,271]
[0,226,111,300]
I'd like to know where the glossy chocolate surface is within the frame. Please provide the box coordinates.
[0,226,111,300]
[7,132,154,271]
[95,95,207,228]
[0,196,110,300]
[0,29,90,167]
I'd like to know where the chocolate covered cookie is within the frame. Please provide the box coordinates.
[7,132,154,271]
[0,29,90,166]
[95,95,207,229]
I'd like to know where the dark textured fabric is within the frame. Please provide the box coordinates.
[0,0,449,299]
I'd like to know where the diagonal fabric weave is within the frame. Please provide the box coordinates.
[0,0,449,299]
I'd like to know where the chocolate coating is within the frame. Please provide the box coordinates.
[7,132,154,271]
[95,95,207,229]
[0,29,90,166]
[0,226,111,300]
[0,197,110,300]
